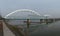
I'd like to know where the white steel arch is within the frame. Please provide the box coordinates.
[4,9,41,18]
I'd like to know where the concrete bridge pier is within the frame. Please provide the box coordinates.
[44,19,49,24]
[40,19,43,24]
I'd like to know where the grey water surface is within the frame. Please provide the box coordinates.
[6,19,60,36]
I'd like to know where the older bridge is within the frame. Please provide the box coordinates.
[3,18,60,24]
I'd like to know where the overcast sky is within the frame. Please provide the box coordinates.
[0,0,60,18]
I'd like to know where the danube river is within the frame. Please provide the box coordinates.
[6,19,60,36]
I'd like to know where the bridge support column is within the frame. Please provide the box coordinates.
[40,19,43,24]
[25,19,30,36]
[44,19,48,24]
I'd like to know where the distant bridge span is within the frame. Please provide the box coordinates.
[4,9,41,18]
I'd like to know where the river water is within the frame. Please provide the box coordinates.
[6,20,60,36]
[30,21,60,36]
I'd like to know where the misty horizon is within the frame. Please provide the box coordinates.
[0,0,60,18]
